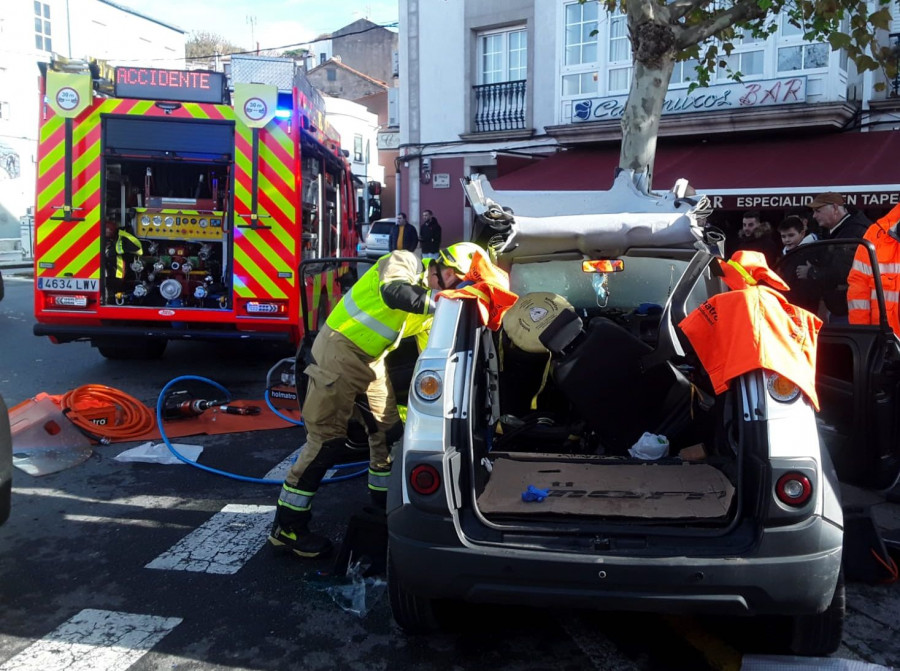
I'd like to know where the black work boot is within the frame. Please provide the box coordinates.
[269,521,333,559]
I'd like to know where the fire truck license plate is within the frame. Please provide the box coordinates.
[38,277,99,292]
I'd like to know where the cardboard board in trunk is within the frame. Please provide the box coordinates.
[478,457,735,519]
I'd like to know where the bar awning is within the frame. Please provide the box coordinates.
[491,131,900,211]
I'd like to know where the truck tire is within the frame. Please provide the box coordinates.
[788,572,845,656]
[387,545,441,634]
[96,338,168,360]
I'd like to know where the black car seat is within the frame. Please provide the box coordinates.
[546,316,692,453]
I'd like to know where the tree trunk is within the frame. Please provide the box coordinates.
[619,8,677,193]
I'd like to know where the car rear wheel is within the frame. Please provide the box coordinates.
[788,572,845,656]
[387,545,441,634]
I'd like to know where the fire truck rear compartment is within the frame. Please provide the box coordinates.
[101,117,234,310]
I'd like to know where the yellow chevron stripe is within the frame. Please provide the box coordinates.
[40,113,64,137]
[258,141,294,188]
[39,140,66,177]
[233,245,287,298]
[72,143,100,177]
[183,103,211,119]
[39,219,94,265]
[37,172,65,212]
[58,231,101,278]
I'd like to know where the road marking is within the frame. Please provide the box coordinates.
[663,615,742,671]
[145,504,275,574]
[0,609,181,671]
[264,446,301,481]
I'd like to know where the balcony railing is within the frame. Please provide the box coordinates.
[473,80,526,133]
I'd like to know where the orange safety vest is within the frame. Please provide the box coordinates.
[439,252,518,330]
[847,202,900,335]
[680,254,822,410]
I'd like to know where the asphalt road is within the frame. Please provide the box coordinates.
[1,272,899,671]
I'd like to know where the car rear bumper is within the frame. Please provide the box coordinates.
[388,505,843,616]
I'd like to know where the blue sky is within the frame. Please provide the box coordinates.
[116,0,399,51]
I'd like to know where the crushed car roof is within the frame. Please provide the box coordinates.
[463,170,708,260]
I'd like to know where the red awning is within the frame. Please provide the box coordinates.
[491,132,900,211]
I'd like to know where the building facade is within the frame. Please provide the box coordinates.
[0,0,182,240]
[400,0,900,245]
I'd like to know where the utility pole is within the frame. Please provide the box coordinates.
[246,16,257,51]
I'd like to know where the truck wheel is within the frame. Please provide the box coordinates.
[788,572,845,656]
[387,545,441,634]
[96,338,167,360]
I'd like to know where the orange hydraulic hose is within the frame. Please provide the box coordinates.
[59,384,156,442]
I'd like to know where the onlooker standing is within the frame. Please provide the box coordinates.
[389,212,419,253]
[419,209,442,262]
[776,215,819,312]
[733,210,780,267]
[796,192,871,323]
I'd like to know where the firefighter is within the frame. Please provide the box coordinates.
[847,202,900,335]
[269,242,487,558]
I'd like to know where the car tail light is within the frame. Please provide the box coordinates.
[410,464,441,495]
[45,293,90,309]
[766,372,801,403]
[776,472,812,506]
[414,370,442,401]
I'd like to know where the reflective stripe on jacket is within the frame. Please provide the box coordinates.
[326,250,433,358]
[847,202,900,335]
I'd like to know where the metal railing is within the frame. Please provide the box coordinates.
[472,80,527,133]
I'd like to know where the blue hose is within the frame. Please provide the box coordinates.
[157,375,368,485]
[264,389,305,426]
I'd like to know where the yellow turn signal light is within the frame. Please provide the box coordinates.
[414,370,443,401]
[766,372,801,403]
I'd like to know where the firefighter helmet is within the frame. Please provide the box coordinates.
[438,242,485,276]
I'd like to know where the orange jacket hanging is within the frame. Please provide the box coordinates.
[847,202,900,335]
[439,251,518,331]
[679,252,823,410]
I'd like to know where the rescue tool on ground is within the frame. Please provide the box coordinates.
[33,55,358,359]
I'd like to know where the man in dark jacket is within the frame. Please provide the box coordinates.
[389,212,419,253]
[419,209,442,261]
[796,192,871,322]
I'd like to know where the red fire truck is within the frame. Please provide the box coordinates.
[33,55,357,358]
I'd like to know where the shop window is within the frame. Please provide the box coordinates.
[34,1,51,52]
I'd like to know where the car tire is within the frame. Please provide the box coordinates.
[387,545,441,634]
[97,338,168,360]
[788,571,845,656]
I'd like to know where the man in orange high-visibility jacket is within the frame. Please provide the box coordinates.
[847,202,900,335]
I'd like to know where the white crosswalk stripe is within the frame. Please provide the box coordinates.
[145,503,275,574]
[0,609,181,671]
[264,446,301,481]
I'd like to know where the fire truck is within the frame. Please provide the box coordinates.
[33,55,358,358]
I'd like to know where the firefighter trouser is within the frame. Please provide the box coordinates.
[276,325,398,525]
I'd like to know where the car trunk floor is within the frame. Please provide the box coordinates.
[478,455,735,519]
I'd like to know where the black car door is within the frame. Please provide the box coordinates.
[778,239,900,490]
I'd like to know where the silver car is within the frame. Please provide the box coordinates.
[387,174,845,656]
[364,218,395,259]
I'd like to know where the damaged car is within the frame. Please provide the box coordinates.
[386,172,852,656]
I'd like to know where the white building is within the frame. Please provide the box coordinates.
[400,0,900,244]
[0,0,183,240]
[323,95,384,222]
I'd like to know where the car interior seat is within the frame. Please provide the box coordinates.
[542,316,694,454]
